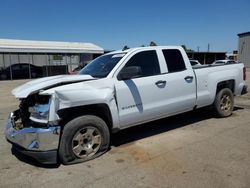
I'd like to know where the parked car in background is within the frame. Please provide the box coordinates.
[69,62,86,75]
[0,63,43,80]
[213,60,237,65]
[69,66,83,75]
[189,60,201,66]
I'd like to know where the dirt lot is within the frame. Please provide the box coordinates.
[0,70,250,188]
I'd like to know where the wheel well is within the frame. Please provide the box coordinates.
[57,104,113,131]
[216,80,235,94]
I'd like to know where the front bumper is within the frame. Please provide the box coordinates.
[5,111,61,164]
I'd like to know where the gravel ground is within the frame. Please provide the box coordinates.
[0,70,249,188]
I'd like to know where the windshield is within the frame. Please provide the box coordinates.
[79,53,125,78]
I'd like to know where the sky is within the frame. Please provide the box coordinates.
[0,0,249,53]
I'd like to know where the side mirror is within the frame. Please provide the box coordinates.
[118,66,142,80]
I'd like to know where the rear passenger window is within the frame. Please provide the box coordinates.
[124,50,160,77]
[162,49,186,73]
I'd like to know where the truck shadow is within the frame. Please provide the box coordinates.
[10,106,244,168]
[110,106,244,147]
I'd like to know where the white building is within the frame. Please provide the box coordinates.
[238,32,250,68]
[0,39,104,79]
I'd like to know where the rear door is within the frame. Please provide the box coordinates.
[159,49,196,115]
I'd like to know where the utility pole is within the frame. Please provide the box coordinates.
[208,43,210,52]
[197,46,200,52]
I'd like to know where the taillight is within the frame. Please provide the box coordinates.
[243,67,246,80]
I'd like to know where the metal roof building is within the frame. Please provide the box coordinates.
[0,39,104,54]
[238,32,250,68]
[0,39,104,80]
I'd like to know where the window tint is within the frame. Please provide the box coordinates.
[122,50,160,77]
[11,64,20,71]
[21,64,30,69]
[162,49,186,73]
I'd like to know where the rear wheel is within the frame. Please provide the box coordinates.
[59,115,110,165]
[213,88,234,117]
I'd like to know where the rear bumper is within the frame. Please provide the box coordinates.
[241,85,248,95]
[5,111,60,164]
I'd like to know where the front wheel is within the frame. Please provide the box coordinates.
[213,88,234,117]
[59,115,110,165]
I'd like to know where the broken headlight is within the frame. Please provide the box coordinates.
[29,96,51,124]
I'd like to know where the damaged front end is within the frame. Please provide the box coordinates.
[5,94,60,164]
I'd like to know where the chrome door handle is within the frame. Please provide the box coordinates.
[184,76,194,82]
[155,80,166,86]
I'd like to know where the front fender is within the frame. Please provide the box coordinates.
[47,86,120,130]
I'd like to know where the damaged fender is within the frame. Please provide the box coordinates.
[40,78,120,130]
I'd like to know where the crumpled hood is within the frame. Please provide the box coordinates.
[12,75,95,98]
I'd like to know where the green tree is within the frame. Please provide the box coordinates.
[149,41,157,46]
[181,44,194,52]
[122,45,129,51]
[181,45,187,51]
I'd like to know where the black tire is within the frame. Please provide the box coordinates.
[58,115,110,165]
[213,88,234,117]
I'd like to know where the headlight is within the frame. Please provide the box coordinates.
[29,96,51,124]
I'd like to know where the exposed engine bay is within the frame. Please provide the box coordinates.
[13,94,51,129]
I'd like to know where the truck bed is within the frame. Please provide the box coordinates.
[193,63,245,108]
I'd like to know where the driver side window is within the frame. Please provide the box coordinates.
[121,50,160,78]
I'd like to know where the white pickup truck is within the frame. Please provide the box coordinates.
[5,46,248,165]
